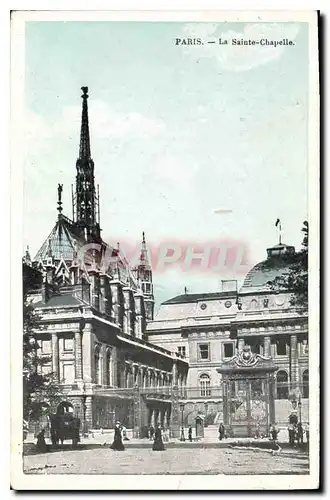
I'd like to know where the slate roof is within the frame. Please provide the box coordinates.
[34,294,85,309]
[33,213,138,288]
[34,215,84,263]
[162,291,236,305]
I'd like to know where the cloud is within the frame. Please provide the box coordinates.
[214,208,233,214]
[182,23,300,72]
[154,155,199,188]
[57,100,166,140]
[24,101,166,159]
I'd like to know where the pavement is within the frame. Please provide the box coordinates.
[23,446,309,476]
[23,425,309,476]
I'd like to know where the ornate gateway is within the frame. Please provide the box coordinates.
[217,345,277,438]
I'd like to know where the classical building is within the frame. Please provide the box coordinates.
[23,87,188,436]
[147,243,309,428]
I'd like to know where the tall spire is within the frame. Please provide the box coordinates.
[137,232,154,321]
[140,231,148,265]
[73,86,100,241]
[79,87,91,160]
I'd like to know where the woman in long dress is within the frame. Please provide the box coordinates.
[152,424,165,451]
[110,421,125,451]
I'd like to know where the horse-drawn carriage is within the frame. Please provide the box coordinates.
[49,402,80,447]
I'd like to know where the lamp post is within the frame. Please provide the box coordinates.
[204,402,209,428]
[180,403,185,441]
[298,394,302,423]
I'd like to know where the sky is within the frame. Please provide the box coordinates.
[23,21,309,308]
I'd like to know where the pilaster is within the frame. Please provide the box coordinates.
[74,330,83,381]
[238,338,245,352]
[51,332,59,380]
[263,336,271,358]
[290,334,298,390]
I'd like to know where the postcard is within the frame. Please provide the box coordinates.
[11,9,320,490]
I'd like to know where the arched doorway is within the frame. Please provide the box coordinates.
[303,369,309,398]
[276,370,289,399]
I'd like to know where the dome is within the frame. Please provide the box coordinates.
[241,243,295,291]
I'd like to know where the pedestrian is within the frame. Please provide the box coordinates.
[36,429,47,453]
[110,421,125,451]
[270,423,279,442]
[288,424,295,446]
[188,425,193,442]
[149,424,155,441]
[121,424,129,441]
[152,423,165,451]
[218,422,225,441]
[296,422,304,445]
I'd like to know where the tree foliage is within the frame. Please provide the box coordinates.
[268,221,308,312]
[23,294,63,421]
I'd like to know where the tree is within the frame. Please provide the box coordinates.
[268,221,308,312]
[23,294,63,422]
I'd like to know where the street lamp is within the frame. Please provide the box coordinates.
[179,403,185,441]
[204,402,209,428]
[298,393,302,423]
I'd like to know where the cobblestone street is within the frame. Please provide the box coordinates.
[23,447,309,475]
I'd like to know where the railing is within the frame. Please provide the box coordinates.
[93,382,309,401]
[140,386,172,396]
[177,386,223,400]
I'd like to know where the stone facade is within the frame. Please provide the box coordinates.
[23,87,188,436]
[147,246,309,425]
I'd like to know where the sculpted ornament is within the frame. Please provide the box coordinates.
[234,345,270,367]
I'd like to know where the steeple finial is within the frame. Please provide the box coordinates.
[79,86,91,160]
[23,245,31,265]
[57,183,63,214]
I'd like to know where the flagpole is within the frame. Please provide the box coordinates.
[275,219,282,245]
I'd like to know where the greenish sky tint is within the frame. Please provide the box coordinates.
[24,21,309,306]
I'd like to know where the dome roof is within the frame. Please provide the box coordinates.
[241,243,295,291]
